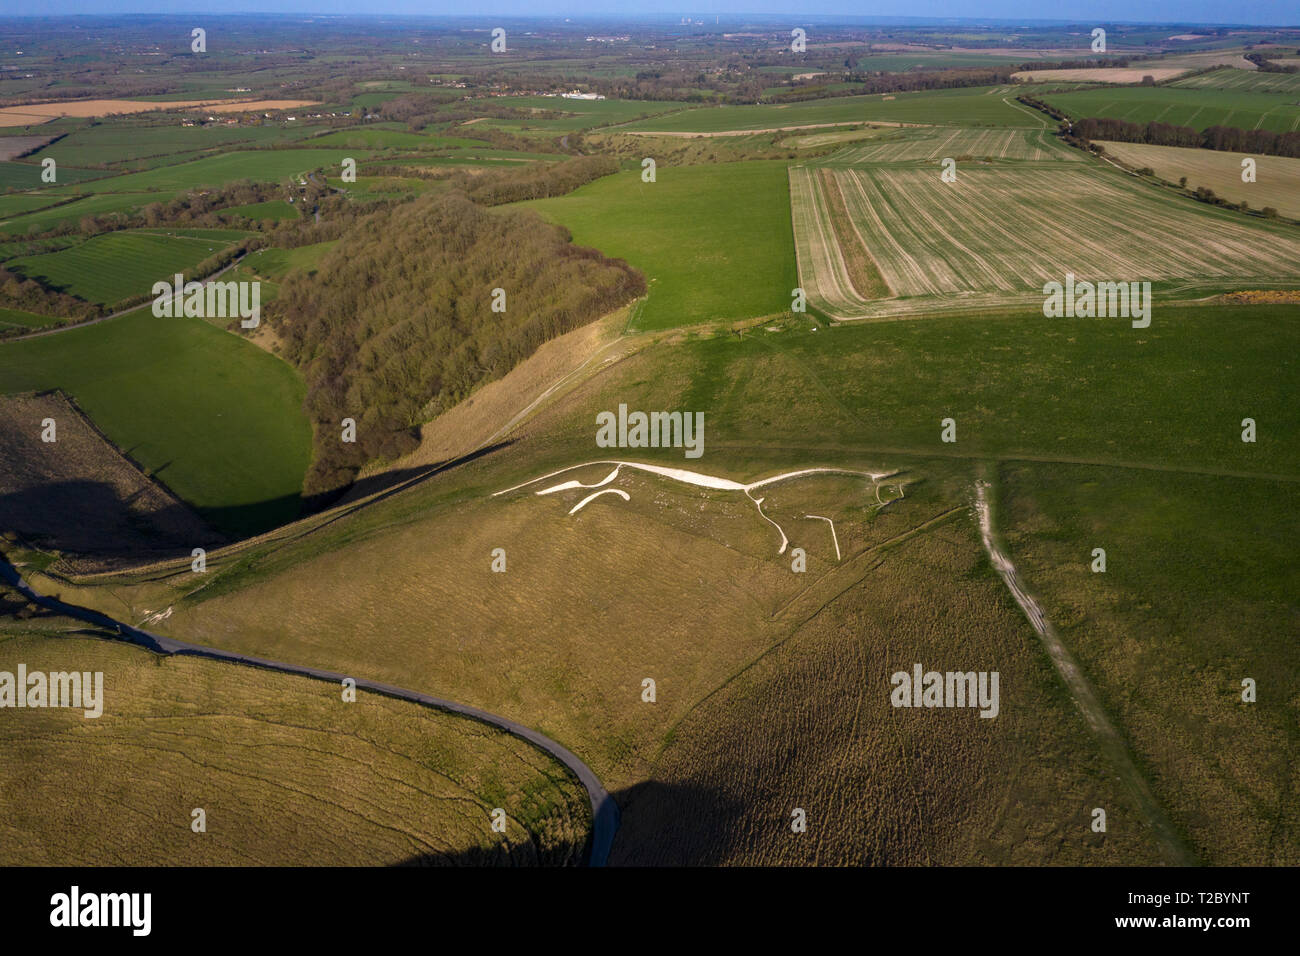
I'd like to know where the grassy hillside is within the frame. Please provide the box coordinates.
[0,618,589,865]
[999,463,1299,865]
[39,297,1296,864]
[524,160,796,330]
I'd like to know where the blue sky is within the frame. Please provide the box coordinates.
[6,3,1298,27]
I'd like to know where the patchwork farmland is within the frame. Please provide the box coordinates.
[791,163,1300,318]
[1,11,1298,894]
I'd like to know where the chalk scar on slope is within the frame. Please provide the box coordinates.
[568,488,630,514]
[495,460,900,557]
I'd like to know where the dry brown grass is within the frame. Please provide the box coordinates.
[614,519,1164,865]
[0,614,588,865]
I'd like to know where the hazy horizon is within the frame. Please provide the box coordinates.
[3,5,1297,29]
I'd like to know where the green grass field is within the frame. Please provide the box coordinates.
[0,194,68,220]
[246,240,338,280]
[616,87,1041,133]
[0,306,61,330]
[1041,85,1300,133]
[523,160,796,330]
[0,161,109,190]
[663,303,1299,476]
[87,149,375,194]
[0,308,311,535]
[307,127,489,149]
[0,191,160,236]
[472,95,687,135]
[9,230,241,306]
[1170,66,1300,96]
[28,123,309,168]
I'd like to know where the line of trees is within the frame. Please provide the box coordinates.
[270,189,645,497]
[1245,52,1299,73]
[1075,116,1300,159]
[462,156,619,205]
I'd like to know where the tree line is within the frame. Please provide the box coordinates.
[1074,117,1300,159]
[270,189,645,498]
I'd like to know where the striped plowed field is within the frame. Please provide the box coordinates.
[793,162,1300,318]
[821,127,1081,165]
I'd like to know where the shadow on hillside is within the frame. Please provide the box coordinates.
[307,439,517,512]
[1,440,518,571]
[0,479,224,569]
[391,779,746,868]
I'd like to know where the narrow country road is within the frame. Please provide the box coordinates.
[973,481,1195,865]
[0,556,619,867]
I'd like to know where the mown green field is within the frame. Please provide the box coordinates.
[1170,66,1300,96]
[9,230,241,306]
[523,160,796,330]
[1041,85,1300,132]
[0,191,159,235]
[28,123,309,168]
[617,87,1040,133]
[0,308,311,535]
[0,161,109,190]
[88,148,375,194]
